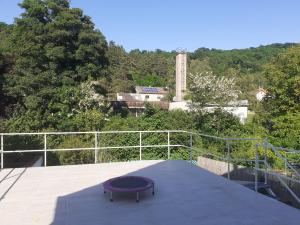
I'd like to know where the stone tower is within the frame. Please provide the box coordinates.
[175,51,187,101]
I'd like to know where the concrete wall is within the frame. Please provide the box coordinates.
[205,106,248,124]
[169,101,189,111]
[197,156,254,181]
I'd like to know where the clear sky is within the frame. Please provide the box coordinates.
[0,0,299,52]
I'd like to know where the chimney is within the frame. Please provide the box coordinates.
[175,51,187,101]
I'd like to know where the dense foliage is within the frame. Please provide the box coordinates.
[261,46,300,150]
[263,45,300,116]
[2,0,108,131]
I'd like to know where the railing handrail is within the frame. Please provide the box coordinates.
[0,130,262,141]
[0,130,184,136]
[270,144,300,153]
[2,144,186,153]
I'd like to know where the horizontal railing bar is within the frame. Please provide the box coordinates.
[2,149,46,153]
[225,137,262,141]
[47,144,184,152]
[0,132,97,136]
[273,146,300,153]
[182,131,226,140]
[86,130,183,134]
[2,144,185,153]
[199,154,263,163]
[182,131,262,141]
[185,146,263,163]
[265,142,300,153]
[0,130,185,136]
[0,130,262,141]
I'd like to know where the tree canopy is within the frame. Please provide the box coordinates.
[263,45,300,117]
[3,0,108,130]
[258,46,300,149]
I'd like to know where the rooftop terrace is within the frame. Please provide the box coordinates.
[1,160,299,225]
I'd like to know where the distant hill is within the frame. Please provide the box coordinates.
[108,43,296,104]
[189,43,296,74]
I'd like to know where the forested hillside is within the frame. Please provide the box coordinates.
[0,0,299,167]
[106,42,295,103]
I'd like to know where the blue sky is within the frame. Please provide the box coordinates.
[0,0,299,52]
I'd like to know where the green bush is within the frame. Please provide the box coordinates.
[55,136,94,165]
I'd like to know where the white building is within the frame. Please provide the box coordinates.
[169,100,249,124]
[117,86,167,102]
[115,86,169,116]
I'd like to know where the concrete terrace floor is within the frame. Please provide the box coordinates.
[0,160,299,225]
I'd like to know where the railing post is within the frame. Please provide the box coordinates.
[226,140,231,180]
[95,133,98,164]
[284,149,287,174]
[167,131,170,160]
[263,139,268,184]
[1,134,3,169]
[255,143,259,192]
[189,133,193,162]
[44,134,47,167]
[285,155,287,174]
[139,132,142,161]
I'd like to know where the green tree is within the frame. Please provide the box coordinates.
[188,58,212,75]
[106,41,135,92]
[55,137,94,165]
[0,23,14,118]
[129,49,175,88]
[4,0,108,130]
[263,45,300,117]
[268,113,300,149]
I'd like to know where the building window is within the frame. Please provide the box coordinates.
[145,95,149,99]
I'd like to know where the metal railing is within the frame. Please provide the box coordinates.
[0,130,190,168]
[0,130,300,205]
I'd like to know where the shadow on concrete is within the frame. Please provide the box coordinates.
[50,160,300,225]
[50,161,170,225]
[0,168,27,201]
